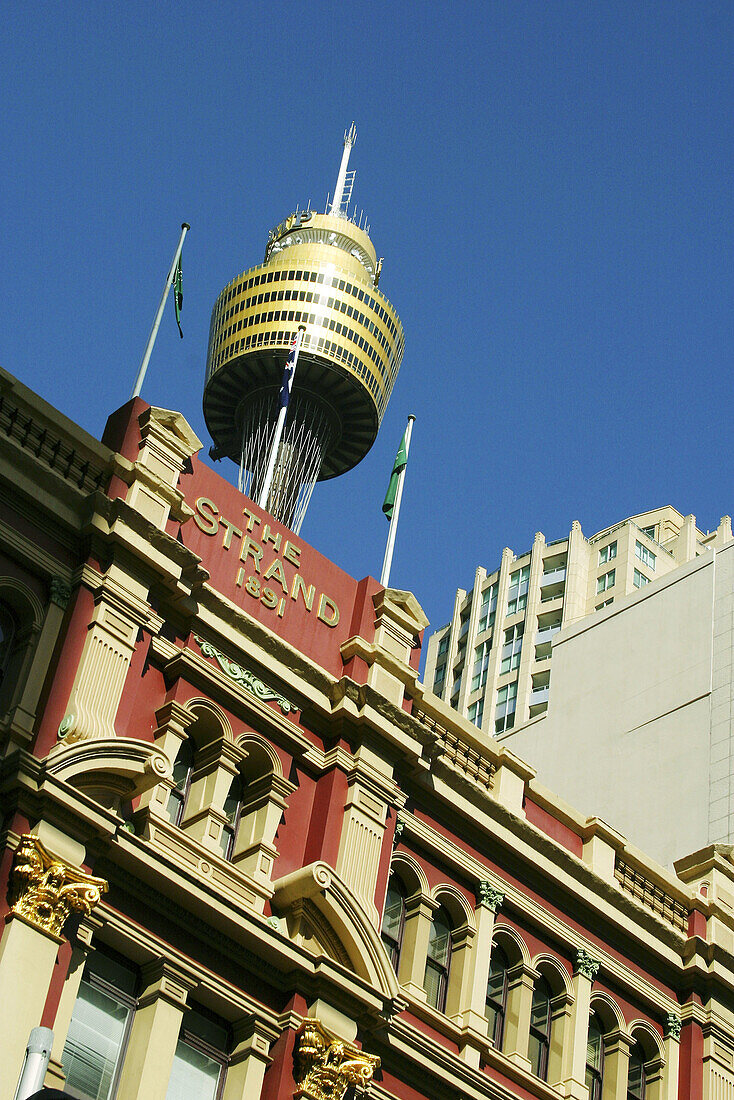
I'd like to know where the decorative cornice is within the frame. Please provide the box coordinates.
[574,948,600,981]
[49,577,72,609]
[193,636,297,714]
[8,834,107,937]
[665,1013,682,1041]
[294,1018,380,1100]
[477,881,504,912]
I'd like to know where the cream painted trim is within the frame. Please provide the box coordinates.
[399,810,681,1016]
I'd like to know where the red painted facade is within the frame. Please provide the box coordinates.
[0,378,728,1100]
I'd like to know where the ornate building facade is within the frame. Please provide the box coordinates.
[1,365,734,1100]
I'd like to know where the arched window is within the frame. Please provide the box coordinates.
[0,602,16,687]
[586,1012,604,1100]
[485,944,509,1048]
[528,975,552,1079]
[380,876,406,972]
[424,906,452,1012]
[219,774,244,860]
[627,1040,646,1100]
[166,739,195,826]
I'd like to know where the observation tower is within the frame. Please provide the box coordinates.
[203,124,405,533]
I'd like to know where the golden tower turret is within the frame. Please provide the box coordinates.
[203,123,405,533]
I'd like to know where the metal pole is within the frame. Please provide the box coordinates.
[13,1026,54,1100]
[257,327,305,512]
[330,123,357,216]
[380,415,415,588]
[130,222,190,400]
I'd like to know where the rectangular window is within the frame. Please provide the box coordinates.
[468,698,484,727]
[478,582,498,633]
[500,623,524,674]
[506,566,530,616]
[598,541,617,565]
[595,598,613,610]
[165,1009,228,1100]
[61,949,138,1100]
[633,569,649,588]
[495,682,518,733]
[635,540,656,570]
[471,641,491,691]
[433,663,446,691]
[596,569,615,594]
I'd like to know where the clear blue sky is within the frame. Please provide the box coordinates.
[2,2,732,636]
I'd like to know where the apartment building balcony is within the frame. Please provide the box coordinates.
[539,564,566,600]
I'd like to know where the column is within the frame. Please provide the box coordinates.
[460,884,504,1068]
[137,701,196,823]
[0,835,106,1100]
[662,1014,681,1100]
[222,1018,279,1100]
[603,1029,634,1100]
[561,948,599,1100]
[398,893,439,1001]
[504,962,539,1071]
[336,745,400,927]
[115,960,198,1100]
[182,738,243,855]
[57,564,159,744]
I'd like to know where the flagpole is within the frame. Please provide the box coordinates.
[380,415,415,588]
[130,222,190,400]
[257,326,306,512]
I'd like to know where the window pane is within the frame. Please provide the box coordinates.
[423,961,443,1009]
[61,982,131,1100]
[428,912,451,965]
[381,884,404,941]
[587,1017,603,1070]
[165,1040,221,1100]
[528,1032,543,1076]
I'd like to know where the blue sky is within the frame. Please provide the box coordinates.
[2,2,732,636]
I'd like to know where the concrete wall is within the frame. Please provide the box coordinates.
[504,544,734,868]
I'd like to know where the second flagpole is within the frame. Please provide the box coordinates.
[380,415,415,588]
[130,222,190,401]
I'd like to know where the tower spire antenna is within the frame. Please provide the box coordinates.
[329,122,357,217]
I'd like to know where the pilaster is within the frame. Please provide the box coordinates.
[115,959,198,1100]
[561,948,600,1100]
[336,744,402,926]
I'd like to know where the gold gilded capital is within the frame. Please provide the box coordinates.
[294,1018,379,1100]
[8,834,108,937]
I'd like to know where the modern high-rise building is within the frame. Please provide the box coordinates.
[424,508,733,734]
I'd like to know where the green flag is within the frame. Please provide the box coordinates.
[382,428,409,521]
[173,254,183,338]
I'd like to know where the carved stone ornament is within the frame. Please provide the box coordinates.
[294,1018,380,1100]
[574,948,600,981]
[193,636,297,714]
[49,577,72,609]
[665,1013,682,1041]
[8,834,108,937]
[477,881,504,912]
